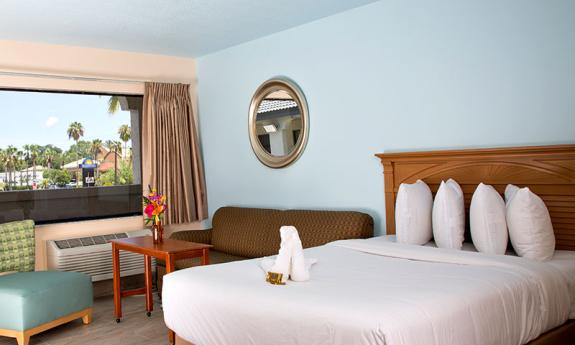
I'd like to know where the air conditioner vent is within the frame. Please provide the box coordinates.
[47,230,154,282]
[54,232,129,249]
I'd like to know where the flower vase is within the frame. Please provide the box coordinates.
[152,221,164,244]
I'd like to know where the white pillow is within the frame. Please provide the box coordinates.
[470,183,508,255]
[395,179,433,245]
[432,179,465,249]
[506,187,555,261]
[504,184,520,205]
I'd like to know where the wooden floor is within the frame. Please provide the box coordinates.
[0,295,171,345]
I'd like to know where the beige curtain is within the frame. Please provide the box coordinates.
[142,82,207,224]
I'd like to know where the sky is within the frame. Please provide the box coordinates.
[0,90,133,151]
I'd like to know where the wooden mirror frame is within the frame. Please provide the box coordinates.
[248,77,309,168]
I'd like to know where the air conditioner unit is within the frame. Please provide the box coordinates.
[47,229,155,282]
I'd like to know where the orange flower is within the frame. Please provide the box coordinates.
[152,206,163,216]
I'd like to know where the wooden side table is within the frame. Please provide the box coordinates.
[110,236,212,323]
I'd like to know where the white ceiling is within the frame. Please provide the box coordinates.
[0,0,379,58]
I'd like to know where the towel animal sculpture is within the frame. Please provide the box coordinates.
[260,226,317,284]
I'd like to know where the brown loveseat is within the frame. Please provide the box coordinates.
[158,206,373,290]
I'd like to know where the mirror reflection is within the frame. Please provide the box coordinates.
[255,90,302,157]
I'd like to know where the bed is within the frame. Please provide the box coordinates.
[163,144,575,345]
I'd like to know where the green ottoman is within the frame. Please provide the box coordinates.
[0,271,93,345]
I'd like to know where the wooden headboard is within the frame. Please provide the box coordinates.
[375,145,575,251]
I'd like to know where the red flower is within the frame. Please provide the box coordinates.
[144,204,155,218]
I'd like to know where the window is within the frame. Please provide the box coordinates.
[0,89,143,224]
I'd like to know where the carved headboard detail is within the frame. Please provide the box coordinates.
[376,145,575,250]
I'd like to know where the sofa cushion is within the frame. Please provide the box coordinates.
[0,271,93,331]
[211,207,281,258]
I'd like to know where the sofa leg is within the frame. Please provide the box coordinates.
[16,332,30,345]
[82,309,93,325]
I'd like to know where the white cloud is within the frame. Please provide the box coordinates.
[45,116,59,128]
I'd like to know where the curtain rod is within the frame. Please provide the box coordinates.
[0,70,147,84]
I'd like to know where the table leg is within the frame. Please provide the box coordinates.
[168,330,175,344]
[112,243,122,322]
[166,254,175,273]
[144,254,153,316]
[201,248,209,265]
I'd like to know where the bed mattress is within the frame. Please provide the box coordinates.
[162,237,574,345]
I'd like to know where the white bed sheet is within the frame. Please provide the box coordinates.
[379,234,575,318]
[163,238,573,345]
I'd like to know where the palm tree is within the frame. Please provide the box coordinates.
[22,144,40,186]
[43,148,56,169]
[0,150,6,189]
[0,148,5,173]
[4,146,18,190]
[108,96,121,114]
[67,122,84,142]
[0,149,5,190]
[0,149,5,189]
[118,125,131,159]
[23,144,32,166]
[29,145,40,184]
[16,150,24,187]
[67,122,84,187]
[90,139,103,180]
[105,140,122,185]
[91,139,103,160]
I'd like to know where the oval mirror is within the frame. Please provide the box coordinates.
[248,78,309,168]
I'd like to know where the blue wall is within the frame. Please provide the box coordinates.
[197,0,575,234]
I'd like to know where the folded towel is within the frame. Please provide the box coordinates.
[267,225,294,283]
[287,226,312,282]
[260,257,317,275]
[260,226,317,283]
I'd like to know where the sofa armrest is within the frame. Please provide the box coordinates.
[170,229,213,245]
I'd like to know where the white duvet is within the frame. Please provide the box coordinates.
[162,237,573,345]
